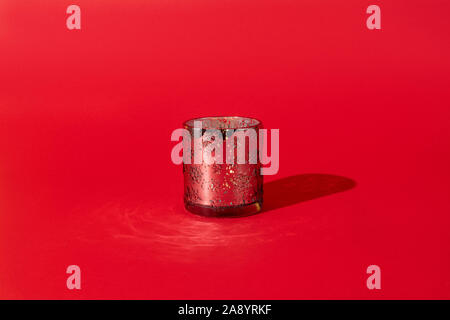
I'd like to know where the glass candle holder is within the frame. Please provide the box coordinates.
[183,116,263,217]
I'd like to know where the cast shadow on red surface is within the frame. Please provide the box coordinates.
[262,174,356,213]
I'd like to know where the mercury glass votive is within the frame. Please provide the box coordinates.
[183,116,263,217]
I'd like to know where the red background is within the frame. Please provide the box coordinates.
[1,0,449,299]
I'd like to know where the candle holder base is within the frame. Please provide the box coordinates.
[185,201,262,218]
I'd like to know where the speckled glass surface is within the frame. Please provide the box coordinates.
[183,117,263,217]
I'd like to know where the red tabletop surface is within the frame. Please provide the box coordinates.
[1,0,449,299]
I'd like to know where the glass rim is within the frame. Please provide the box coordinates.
[183,116,262,130]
